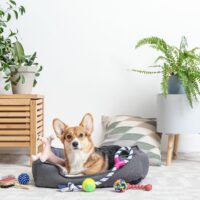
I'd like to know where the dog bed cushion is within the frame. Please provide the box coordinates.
[101,115,161,166]
[32,146,149,188]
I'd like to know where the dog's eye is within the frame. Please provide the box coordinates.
[79,133,84,138]
[66,134,72,140]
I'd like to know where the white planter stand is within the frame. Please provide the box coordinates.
[157,94,200,165]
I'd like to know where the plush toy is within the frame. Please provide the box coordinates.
[82,178,96,192]
[18,173,30,185]
[113,179,152,193]
[32,135,65,165]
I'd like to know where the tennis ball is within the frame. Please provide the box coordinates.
[82,178,96,192]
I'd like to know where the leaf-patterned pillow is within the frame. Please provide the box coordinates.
[101,115,161,166]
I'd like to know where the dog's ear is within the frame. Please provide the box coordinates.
[53,118,67,138]
[80,113,94,134]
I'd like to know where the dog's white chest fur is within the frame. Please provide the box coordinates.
[68,150,89,175]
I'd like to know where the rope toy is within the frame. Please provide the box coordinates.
[58,146,134,192]
[18,173,30,185]
[113,179,152,193]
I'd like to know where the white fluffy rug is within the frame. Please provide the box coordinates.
[0,154,200,200]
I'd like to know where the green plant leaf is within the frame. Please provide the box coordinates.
[9,0,16,5]
[8,31,16,37]
[11,81,17,85]
[19,6,26,15]
[13,10,18,19]
[130,68,162,74]
[15,75,21,83]
[0,27,4,33]
[147,65,161,68]
[29,52,37,65]
[5,78,11,83]
[37,66,43,72]
[4,84,11,91]
[12,41,25,64]
[0,21,7,27]
[21,75,25,84]
[154,56,167,63]
[0,10,5,16]
[33,79,37,87]
[180,36,188,52]
[161,63,169,97]
[35,73,40,77]
[7,13,11,21]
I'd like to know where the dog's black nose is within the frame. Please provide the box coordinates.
[72,141,79,148]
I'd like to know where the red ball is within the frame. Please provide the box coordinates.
[144,184,152,191]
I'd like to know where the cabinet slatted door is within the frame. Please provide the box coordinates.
[0,94,44,164]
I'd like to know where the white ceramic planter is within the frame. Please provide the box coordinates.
[11,65,38,94]
[157,94,200,134]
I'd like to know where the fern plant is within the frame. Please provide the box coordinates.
[132,36,200,107]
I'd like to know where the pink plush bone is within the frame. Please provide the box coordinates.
[31,135,65,166]
[114,157,126,169]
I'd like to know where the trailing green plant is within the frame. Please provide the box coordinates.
[131,36,200,107]
[0,0,25,33]
[0,0,25,67]
[0,0,42,90]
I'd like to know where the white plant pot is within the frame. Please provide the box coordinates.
[11,65,38,94]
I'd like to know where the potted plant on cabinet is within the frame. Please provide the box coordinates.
[131,36,200,107]
[0,0,42,94]
[8,41,42,94]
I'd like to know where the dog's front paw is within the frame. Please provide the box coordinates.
[62,168,69,175]
[56,164,69,175]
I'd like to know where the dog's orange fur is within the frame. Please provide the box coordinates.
[53,113,108,175]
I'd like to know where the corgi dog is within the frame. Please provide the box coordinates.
[52,113,109,175]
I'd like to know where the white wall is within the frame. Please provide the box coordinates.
[1,0,200,153]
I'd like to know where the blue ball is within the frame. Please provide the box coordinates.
[18,173,30,185]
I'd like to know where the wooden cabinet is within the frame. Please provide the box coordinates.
[0,94,44,162]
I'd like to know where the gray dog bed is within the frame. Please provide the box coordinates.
[32,145,149,188]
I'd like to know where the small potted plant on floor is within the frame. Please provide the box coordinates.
[0,0,42,94]
[131,36,200,106]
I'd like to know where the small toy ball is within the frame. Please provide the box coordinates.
[18,173,30,185]
[113,179,127,193]
[82,178,96,192]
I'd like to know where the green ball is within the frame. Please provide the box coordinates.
[82,178,96,192]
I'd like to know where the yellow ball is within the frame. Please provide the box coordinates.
[82,178,96,192]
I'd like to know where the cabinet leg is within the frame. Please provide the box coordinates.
[38,143,43,153]
[166,135,175,166]
[30,100,37,166]
[173,135,179,160]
